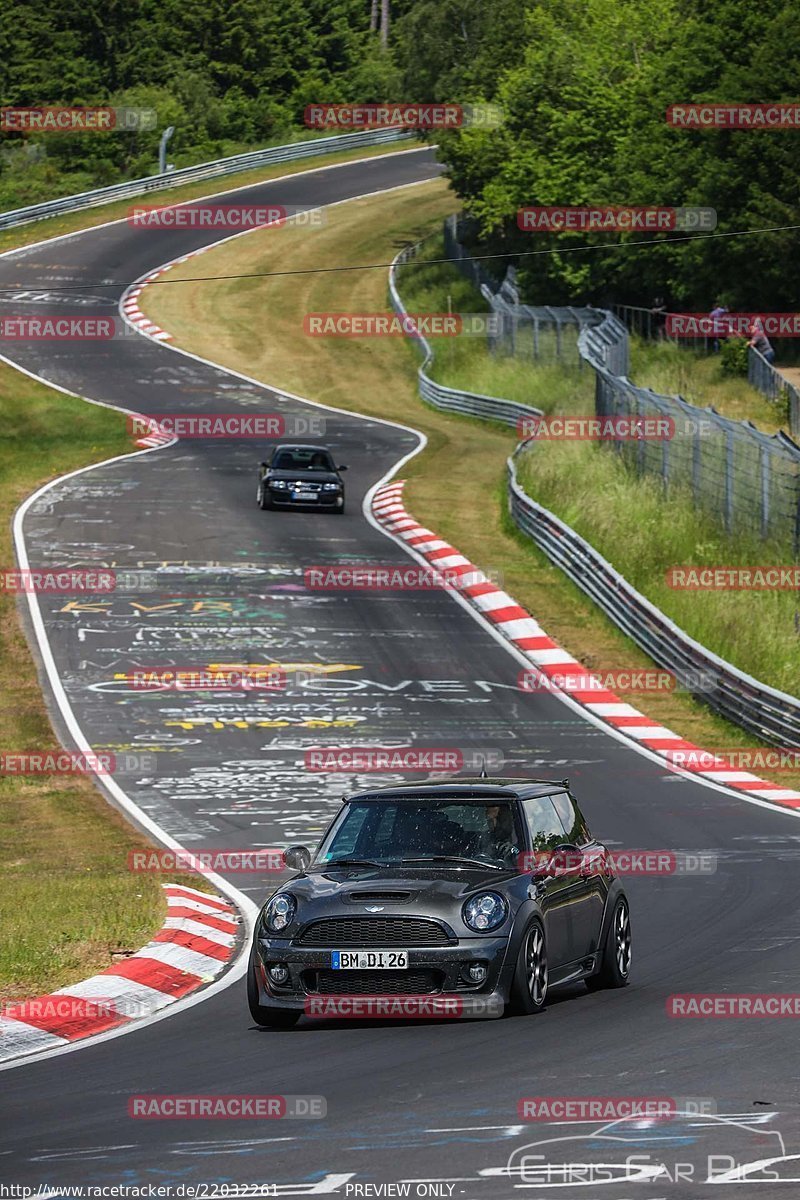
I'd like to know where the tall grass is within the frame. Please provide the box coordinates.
[399,233,799,698]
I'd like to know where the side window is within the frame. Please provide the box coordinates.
[522,796,568,851]
[551,791,588,845]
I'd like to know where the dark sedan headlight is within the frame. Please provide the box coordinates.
[321,482,341,491]
[463,892,508,932]
[269,479,288,490]
[262,892,296,932]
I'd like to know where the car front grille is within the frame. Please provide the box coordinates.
[295,917,452,946]
[309,969,443,995]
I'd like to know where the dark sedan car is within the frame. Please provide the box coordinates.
[257,444,347,513]
[247,778,631,1027]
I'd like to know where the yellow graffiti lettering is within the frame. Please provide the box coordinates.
[58,601,111,613]
[208,661,362,674]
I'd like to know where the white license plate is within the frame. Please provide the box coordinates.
[292,491,318,501]
[331,950,408,970]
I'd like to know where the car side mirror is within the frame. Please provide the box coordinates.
[337,464,348,471]
[284,845,311,871]
[529,843,583,878]
[259,461,268,469]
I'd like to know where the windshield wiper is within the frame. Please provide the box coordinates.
[399,856,504,869]
[322,857,384,868]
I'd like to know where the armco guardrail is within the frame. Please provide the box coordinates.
[389,240,546,429]
[391,216,799,746]
[0,128,413,231]
[508,450,800,748]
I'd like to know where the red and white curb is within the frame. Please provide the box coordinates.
[121,249,207,344]
[372,480,800,811]
[0,883,240,1062]
[130,412,175,448]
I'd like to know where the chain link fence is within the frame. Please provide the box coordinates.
[443,215,599,368]
[613,302,800,440]
[445,218,800,552]
[749,346,800,438]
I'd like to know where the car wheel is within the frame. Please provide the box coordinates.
[507,920,548,1015]
[256,480,272,510]
[247,958,300,1028]
[586,897,631,991]
[333,499,345,515]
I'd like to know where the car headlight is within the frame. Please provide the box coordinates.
[322,482,341,491]
[463,892,508,932]
[269,479,288,490]
[262,892,296,932]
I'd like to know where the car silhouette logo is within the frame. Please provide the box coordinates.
[365,905,384,912]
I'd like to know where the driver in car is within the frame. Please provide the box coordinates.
[479,804,519,863]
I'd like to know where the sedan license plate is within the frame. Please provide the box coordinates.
[331,950,408,970]
[292,491,318,501]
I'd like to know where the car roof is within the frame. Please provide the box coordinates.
[345,776,570,802]
[271,444,333,453]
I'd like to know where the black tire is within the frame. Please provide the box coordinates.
[586,896,631,991]
[507,920,548,1016]
[247,959,300,1028]
[333,500,345,515]
[257,479,271,510]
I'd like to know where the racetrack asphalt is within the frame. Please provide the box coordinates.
[1,146,799,1195]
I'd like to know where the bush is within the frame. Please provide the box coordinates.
[720,337,749,377]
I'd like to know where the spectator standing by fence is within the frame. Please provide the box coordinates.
[651,295,667,339]
[749,318,775,364]
[709,302,729,352]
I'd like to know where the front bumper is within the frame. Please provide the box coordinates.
[253,935,514,1019]
[268,488,343,508]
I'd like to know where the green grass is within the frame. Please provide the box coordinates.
[515,441,799,695]
[631,337,787,434]
[399,238,593,414]
[399,234,800,700]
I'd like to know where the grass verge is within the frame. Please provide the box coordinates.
[141,180,800,789]
[0,370,212,1001]
[630,338,788,434]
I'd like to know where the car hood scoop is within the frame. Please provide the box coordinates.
[346,890,414,903]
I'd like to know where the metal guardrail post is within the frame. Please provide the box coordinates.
[724,429,735,532]
[760,445,771,539]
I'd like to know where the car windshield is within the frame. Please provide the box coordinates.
[315,799,524,869]
[272,448,334,471]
